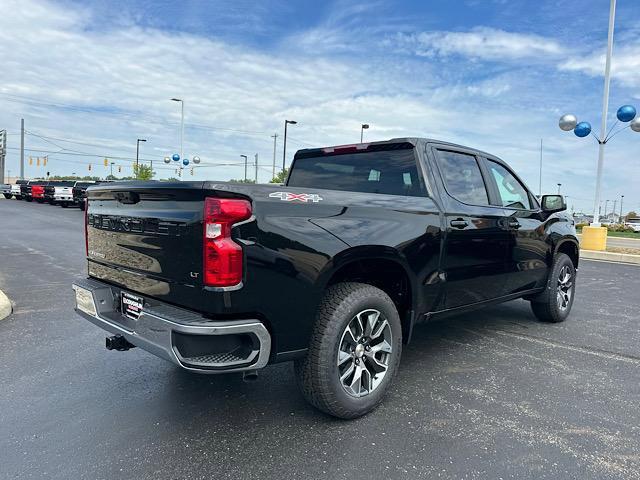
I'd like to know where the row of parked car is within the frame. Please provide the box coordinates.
[1,179,98,210]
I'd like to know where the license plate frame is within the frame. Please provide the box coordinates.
[121,291,144,321]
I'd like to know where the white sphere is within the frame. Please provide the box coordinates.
[193,156,201,164]
[559,114,578,131]
[631,117,640,133]
[163,156,171,164]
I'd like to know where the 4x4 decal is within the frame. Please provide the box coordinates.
[269,192,323,203]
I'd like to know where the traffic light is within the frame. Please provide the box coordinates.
[29,156,33,166]
[103,158,108,167]
[118,166,121,173]
[37,157,40,166]
[88,164,92,171]
[43,156,47,166]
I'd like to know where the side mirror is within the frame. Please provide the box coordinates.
[541,195,566,214]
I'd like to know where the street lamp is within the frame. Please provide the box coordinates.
[360,124,369,143]
[171,98,184,162]
[282,120,297,172]
[136,138,146,168]
[620,195,624,223]
[240,155,248,181]
[557,183,562,194]
[558,0,639,250]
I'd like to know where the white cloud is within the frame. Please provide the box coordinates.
[392,27,565,61]
[560,44,640,90]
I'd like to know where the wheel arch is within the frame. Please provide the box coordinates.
[555,237,579,269]
[318,246,417,344]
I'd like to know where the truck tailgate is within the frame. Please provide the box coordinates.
[86,182,208,295]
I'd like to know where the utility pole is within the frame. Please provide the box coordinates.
[20,118,25,179]
[620,195,624,223]
[539,139,543,196]
[604,199,610,218]
[241,155,248,182]
[612,199,617,222]
[254,153,258,183]
[0,129,6,184]
[271,134,278,179]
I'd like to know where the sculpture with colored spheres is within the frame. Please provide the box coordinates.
[163,156,171,164]
[559,104,638,142]
[183,159,189,166]
[172,153,180,162]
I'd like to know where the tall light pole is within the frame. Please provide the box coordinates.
[557,183,562,194]
[136,138,146,168]
[282,120,297,172]
[110,162,115,178]
[539,139,543,196]
[360,123,369,143]
[620,195,624,223]
[171,98,184,162]
[271,133,278,179]
[240,155,248,181]
[604,199,610,219]
[558,0,640,250]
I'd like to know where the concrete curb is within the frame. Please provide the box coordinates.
[581,249,640,265]
[0,289,12,320]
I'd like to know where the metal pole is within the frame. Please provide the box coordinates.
[20,118,24,179]
[254,153,258,183]
[620,195,624,223]
[557,183,561,194]
[539,138,543,196]
[241,155,248,181]
[604,199,609,218]
[110,163,114,178]
[360,126,363,143]
[592,0,616,226]
[612,199,617,222]
[136,140,140,168]
[180,101,184,162]
[282,120,288,172]
[271,134,278,179]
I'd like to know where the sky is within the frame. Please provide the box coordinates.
[1,0,639,215]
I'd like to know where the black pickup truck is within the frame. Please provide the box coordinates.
[72,138,578,418]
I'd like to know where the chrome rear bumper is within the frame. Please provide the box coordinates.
[72,278,271,373]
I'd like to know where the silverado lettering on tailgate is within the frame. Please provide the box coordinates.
[88,214,188,236]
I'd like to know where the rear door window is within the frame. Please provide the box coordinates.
[287,147,426,197]
[435,150,489,205]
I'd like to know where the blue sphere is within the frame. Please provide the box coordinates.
[574,121,592,138]
[182,159,189,166]
[616,105,637,122]
[172,153,180,161]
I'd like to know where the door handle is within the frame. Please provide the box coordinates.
[450,219,468,229]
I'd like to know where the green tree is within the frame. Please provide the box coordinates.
[626,211,638,221]
[133,163,154,180]
[270,168,288,184]
[229,179,256,184]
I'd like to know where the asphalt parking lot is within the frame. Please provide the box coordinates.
[1,197,639,480]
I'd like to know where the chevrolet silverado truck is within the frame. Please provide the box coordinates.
[72,138,578,419]
[1,183,11,199]
[11,179,28,199]
[44,180,76,206]
[73,181,99,210]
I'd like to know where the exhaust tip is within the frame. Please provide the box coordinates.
[242,370,258,382]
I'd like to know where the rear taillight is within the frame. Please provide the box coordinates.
[84,198,88,256]
[203,197,252,287]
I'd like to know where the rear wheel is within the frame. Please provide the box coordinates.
[529,253,576,323]
[61,203,68,208]
[79,201,85,211]
[295,282,402,419]
[3,194,11,199]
